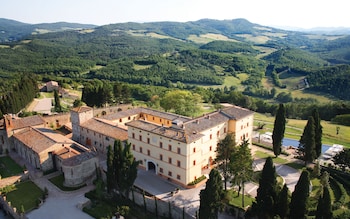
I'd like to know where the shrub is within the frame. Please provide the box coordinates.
[187,175,206,186]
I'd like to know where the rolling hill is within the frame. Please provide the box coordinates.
[0,17,350,108]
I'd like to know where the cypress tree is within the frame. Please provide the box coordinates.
[290,170,310,219]
[216,133,236,191]
[316,186,332,219]
[312,108,323,158]
[272,103,286,157]
[299,116,316,165]
[254,157,278,218]
[54,89,62,112]
[275,184,289,219]
[106,145,114,192]
[199,169,224,219]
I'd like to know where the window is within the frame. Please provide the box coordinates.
[139,147,143,153]
[168,157,172,164]
[177,147,181,154]
[160,119,162,122]
[241,125,243,130]
[247,122,249,127]
[217,131,220,137]
[210,134,212,140]
[139,135,142,141]
[177,175,181,180]
[224,127,227,133]
[193,160,196,166]
[119,118,122,122]
[246,133,248,137]
[209,146,212,151]
[193,147,196,153]
[168,144,172,151]
[177,160,181,167]
[159,168,163,173]
[153,116,155,120]
[132,144,135,150]
[159,142,163,148]
[128,116,131,120]
[132,133,135,139]
[168,171,172,177]
[160,154,163,161]
[147,138,150,144]
[147,150,150,156]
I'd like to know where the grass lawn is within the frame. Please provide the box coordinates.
[226,189,254,209]
[253,151,288,164]
[5,181,44,213]
[49,174,85,191]
[254,113,350,148]
[0,156,24,178]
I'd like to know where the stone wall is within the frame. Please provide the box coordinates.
[42,113,71,129]
[0,195,28,219]
[129,189,195,219]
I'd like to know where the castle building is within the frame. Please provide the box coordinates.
[125,106,254,187]
[1,104,253,188]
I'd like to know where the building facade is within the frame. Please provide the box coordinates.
[125,106,254,187]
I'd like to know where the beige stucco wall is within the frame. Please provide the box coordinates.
[80,128,114,154]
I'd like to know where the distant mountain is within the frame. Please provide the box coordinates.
[0,18,96,42]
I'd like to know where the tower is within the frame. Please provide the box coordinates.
[70,106,93,142]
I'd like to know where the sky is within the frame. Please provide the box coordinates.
[1,0,349,29]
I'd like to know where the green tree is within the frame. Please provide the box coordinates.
[230,137,253,207]
[54,89,62,112]
[108,140,139,197]
[215,133,236,191]
[316,186,332,219]
[160,90,202,117]
[299,116,316,165]
[312,108,323,158]
[332,148,350,171]
[253,156,278,218]
[289,170,310,219]
[106,145,115,193]
[275,184,290,219]
[199,169,224,219]
[272,103,286,157]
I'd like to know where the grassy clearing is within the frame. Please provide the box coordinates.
[235,34,270,44]
[0,156,24,178]
[5,181,44,213]
[253,151,288,164]
[49,174,85,191]
[133,64,153,70]
[226,189,254,209]
[254,113,350,147]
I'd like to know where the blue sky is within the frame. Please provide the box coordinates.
[1,0,349,28]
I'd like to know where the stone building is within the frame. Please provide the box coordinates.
[0,114,98,187]
[125,106,254,187]
[69,105,253,188]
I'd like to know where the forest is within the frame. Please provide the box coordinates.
[1,18,350,122]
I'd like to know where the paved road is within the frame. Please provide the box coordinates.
[26,175,95,219]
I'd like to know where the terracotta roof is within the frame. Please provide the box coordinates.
[126,105,253,143]
[184,112,228,134]
[126,120,196,143]
[80,118,128,141]
[62,151,97,166]
[71,106,93,113]
[101,108,142,121]
[12,115,45,130]
[140,107,191,122]
[13,128,57,154]
[220,105,254,120]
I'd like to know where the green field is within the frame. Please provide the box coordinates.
[5,181,44,213]
[254,113,350,147]
[0,156,24,178]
